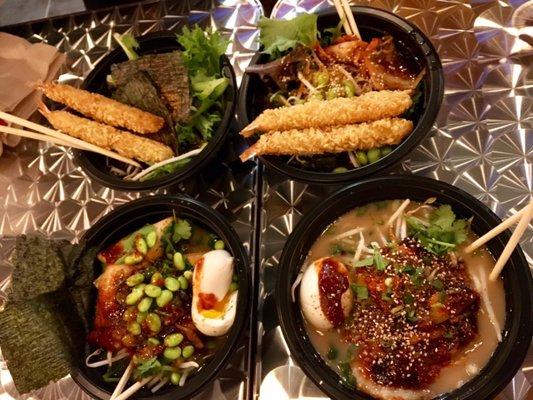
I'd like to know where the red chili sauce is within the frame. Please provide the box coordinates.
[340,238,480,390]
[318,258,349,328]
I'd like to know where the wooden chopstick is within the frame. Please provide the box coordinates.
[489,200,532,281]
[0,110,141,167]
[332,0,353,35]
[0,125,87,150]
[340,0,361,38]
[465,202,531,253]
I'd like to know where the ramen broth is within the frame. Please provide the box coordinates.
[302,200,505,399]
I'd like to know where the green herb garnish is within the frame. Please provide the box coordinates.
[353,257,374,267]
[406,205,468,255]
[431,278,444,290]
[113,32,139,60]
[327,346,338,360]
[403,293,415,305]
[372,246,389,271]
[351,284,369,300]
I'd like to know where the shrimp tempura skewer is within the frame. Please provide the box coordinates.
[240,118,413,161]
[40,82,165,134]
[39,107,174,164]
[240,90,412,137]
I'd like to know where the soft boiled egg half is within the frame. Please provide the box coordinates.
[299,257,353,330]
[192,249,238,336]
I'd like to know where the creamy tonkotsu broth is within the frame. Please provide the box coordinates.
[299,200,505,400]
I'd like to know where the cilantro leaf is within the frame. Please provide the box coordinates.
[351,284,369,300]
[173,218,192,242]
[372,246,389,271]
[258,14,319,58]
[406,205,469,255]
[113,32,139,60]
[139,158,191,182]
[133,357,161,380]
[353,257,373,267]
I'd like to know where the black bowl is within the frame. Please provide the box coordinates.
[71,195,250,400]
[76,31,237,191]
[276,176,532,400]
[238,6,444,184]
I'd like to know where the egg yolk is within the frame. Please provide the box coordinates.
[198,291,232,319]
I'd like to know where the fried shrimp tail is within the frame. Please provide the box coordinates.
[40,108,174,164]
[40,82,165,134]
[240,90,412,137]
[240,118,413,161]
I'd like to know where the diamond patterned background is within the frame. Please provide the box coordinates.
[258,0,532,399]
[0,0,262,399]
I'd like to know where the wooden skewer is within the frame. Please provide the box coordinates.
[489,200,533,281]
[340,0,361,38]
[0,110,141,167]
[0,125,87,151]
[465,202,531,253]
[332,0,353,35]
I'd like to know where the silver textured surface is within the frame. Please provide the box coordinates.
[257,0,532,399]
[0,0,262,399]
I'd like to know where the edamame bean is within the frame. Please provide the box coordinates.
[147,337,160,346]
[183,270,193,281]
[309,91,323,101]
[121,334,136,347]
[123,306,137,321]
[164,333,184,347]
[137,297,153,313]
[156,290,173,307]
[178,276,189,290]
[126,290,143,305]
[136,311,147,323]
[165,276,180,291]
[145,313,161,333]
[144,284,162,298]
[326,89,337,100]
[313,71,329,87]
[344,81,356,97]
[151,272,164,286]
[146,230,157,248]
[127,273,145,287]
[229,282,238,292]
[367,148,381,164]
[333,167,348,173]
[124,253,143,265]
[127,322,141,335]
[214,240,225,250]
[135,237,148,255]
[182,345,195,358]
[381,146,392,156]
[164,347,182,360]
[170,372,181,385]
[173,252,185,270]
[355,151,368,166]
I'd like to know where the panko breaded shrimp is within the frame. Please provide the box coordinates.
[40,82,165,134]
[40,109,174,164]
[240,90,412,137]
[240,118,413,161]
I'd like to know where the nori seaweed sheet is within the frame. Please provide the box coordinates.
[111,51,190,123]
[0,234,97,394]
[0,294,84,394]
[112,71,179,152]
[9,235,68,301]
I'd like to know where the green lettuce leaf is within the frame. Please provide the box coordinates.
[258,14,318,58]
[113,32,139,60]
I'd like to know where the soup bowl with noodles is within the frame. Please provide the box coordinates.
[276,176,532,400]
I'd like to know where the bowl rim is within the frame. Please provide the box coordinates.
[237,5,444,184]
[70,194,251,400]
[275,175,533,400]
[75,31,237,191]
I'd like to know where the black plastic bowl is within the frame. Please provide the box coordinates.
[71,195,250,400]
[238,6,444,184]
[76,31,237,191]
[276,176,532,400]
